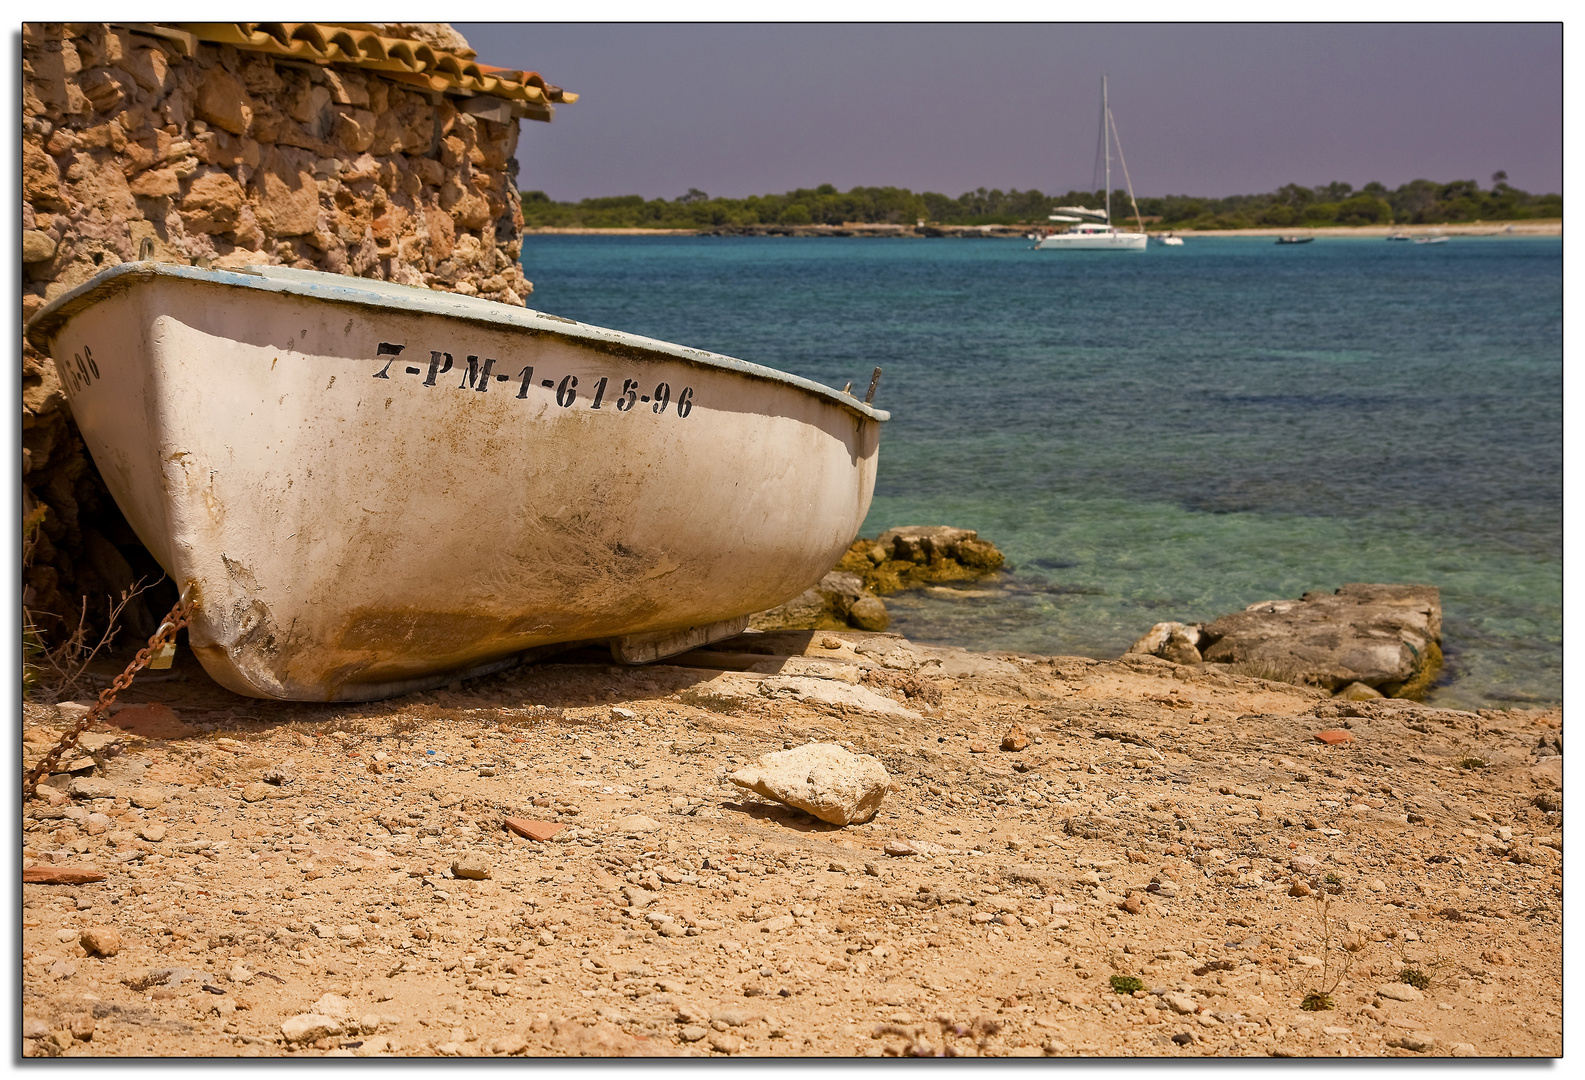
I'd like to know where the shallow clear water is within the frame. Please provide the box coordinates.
[521,235,1562,709]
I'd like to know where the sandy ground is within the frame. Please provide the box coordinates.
[21,631,1562,1058]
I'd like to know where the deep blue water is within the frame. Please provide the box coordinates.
[520,235,1562,710]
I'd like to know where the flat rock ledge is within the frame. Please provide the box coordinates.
[1126,583,1443,698]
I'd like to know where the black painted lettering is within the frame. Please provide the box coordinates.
[556,374,579,407]
[372,341,405,379]
[515,366,535,398]
[83,345,99,379]
[458,356,498,392]
[616,379,639,412]
[589,377,608,409]
[676,386,694,418]
[424,351,454,386]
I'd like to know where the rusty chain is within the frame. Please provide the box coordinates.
[24,590,191,801]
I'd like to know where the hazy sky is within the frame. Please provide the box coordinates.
[452,22,1562,202]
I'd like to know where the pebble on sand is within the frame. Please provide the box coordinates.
[1376,983,1424,1002]
[614,814,663,834]
[1001,726,1030,752]
[451,853,492,880]
[281,1013,344,1044]
[79,927,121,957]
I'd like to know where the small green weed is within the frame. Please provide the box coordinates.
[1299,991,1335,1011]
[1456,757,1487,770]
[1399,968,1431,990]
[1109,975,1145,994]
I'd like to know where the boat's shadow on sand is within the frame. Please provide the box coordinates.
[70,636,785,751]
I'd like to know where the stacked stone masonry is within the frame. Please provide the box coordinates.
[22,22,536,644]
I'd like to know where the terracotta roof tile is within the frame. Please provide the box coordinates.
[134,22,575,120]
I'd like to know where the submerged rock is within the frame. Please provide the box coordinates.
[837,526,1005,595]
[751,525,1005,633]
[728,742,889,825]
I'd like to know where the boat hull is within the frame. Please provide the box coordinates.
[1035,231,1147,251]
[30,265,885,701]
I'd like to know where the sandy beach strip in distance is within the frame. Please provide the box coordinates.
[1164,220,1561,238]
[524,221,1560,238]
[524,226,703,235]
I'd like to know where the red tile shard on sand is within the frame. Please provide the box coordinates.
[504,817,565,841]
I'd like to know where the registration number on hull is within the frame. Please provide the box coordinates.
[372,342,696,417]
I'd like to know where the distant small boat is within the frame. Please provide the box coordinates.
[1275,235,1314,245]
[1413,232,1449,245]
[1386,232,1412,241]
[1157,233,1184,247]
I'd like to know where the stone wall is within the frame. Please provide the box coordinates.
[22,22,536,644]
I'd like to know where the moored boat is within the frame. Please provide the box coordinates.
[1036,76,1149,253]
[1036,220,1148,251]
[26,262,888,701]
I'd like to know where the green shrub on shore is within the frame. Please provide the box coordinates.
[521,173,1560,230]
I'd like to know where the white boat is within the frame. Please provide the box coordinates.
[1413,231,1449,245]
[26,262,887,701]
[1036,76,1148,252]
[1158,234,1185,247]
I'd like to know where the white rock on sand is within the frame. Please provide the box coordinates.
[281,1013,343,1043]
[728,742,889,825]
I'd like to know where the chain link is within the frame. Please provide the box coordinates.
[24,591,191,801]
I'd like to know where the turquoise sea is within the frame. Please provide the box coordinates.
[520,235,1562,710]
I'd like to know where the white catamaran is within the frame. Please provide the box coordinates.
[1037,76,1148,252]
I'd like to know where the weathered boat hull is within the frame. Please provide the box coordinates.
[28,264,886,701]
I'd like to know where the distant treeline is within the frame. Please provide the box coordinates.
[521,174,1560,230]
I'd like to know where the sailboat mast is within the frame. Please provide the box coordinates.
[1103,75,1111,224]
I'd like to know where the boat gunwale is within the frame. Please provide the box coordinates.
[25,261,891,423]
